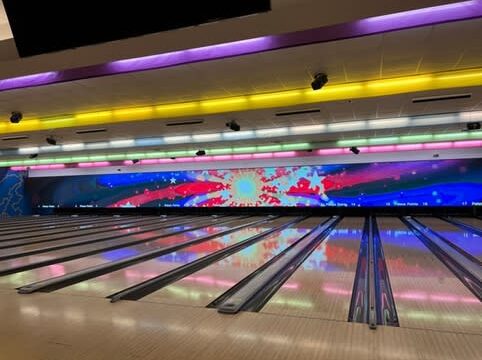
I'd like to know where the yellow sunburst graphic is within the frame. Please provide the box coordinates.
[228,171,263,206]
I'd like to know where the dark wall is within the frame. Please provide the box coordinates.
[0,169,31,217]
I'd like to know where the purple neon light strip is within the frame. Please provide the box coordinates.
[1,1,480,92]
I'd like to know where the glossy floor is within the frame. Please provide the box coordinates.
[1,289,480,360]
[378,217,481,334]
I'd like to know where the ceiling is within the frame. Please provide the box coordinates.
[0,1,11,41]
[0,0,454,77]
[0,2,480,159]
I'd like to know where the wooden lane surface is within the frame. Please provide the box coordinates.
[0,289,480,360]
[378,217,481,335]
[260,217,363,321]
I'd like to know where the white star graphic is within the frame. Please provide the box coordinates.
[170,177,176,184]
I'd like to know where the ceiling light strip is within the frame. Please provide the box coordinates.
[2,68,482,135]
[337,130,482,147]
[6,140,482,170]
[12,111,482,156]
[1,1,480,92]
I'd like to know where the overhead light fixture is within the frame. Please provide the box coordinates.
[10,111,23,124]
[196,150,206,156]
[311,73,328,91]
[349,146,360,155]
[46,136,57,146]
[226,120,241,132]
[29,153,38,159]
[467,122,481,131]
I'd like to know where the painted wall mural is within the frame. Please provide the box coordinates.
[0,169,30,216]
[26,159,482,209]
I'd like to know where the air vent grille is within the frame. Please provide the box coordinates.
[166,119,204,127]
[76,128,107,134]
[2,135,29,141]
[276,109,320,117]
[412,93,471,103]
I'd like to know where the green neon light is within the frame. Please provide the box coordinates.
[256,144,282,152]
[89,155,108,161]
[106,154,126,160]
[71,156,91,162]
[399,134,433,142]
[209,148,233,155]
[145,151,166,158]
[166,150,189,157]
[233,146,257,153]
[282,142,310,150]
[433,132,468,140]
[368,136,399,145]
[337,139,368,146]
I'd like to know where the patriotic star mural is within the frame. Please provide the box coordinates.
[27,159,482,208]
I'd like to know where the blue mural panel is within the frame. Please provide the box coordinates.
[25,159,482,209]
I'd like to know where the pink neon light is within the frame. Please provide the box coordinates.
[157,158,174,164]
[424,142,453,149]
[232,154,253,160]
[395,144,424,151]
[123,160,134,166]
[368,145,396,153]
[140,159,159,165]
[176,157,195,163]
[10,166,28,171]
[208,155,230,161]
[274,151,297,158]
[453,140,482,148]
[77,161,111,168]
[253,152,274,159]
[317,148,345,155]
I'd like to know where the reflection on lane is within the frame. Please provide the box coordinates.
[57,218,290,297]
[455,217,482,230]
[260,217,363,320]
[378,217,481,334]
[416,217,481,261]
[0,218,252,289]
[140,218,322,307]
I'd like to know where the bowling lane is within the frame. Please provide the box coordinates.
[0,216,259,290]
[260,217,363,321]
[0,216,223,272]
[378,217,481,334]
[0,216,89,231]
[57,217,298,298]
[454,217,482,229]
[140,217,324,307]
[416,217,482,261]
[0,216,153,242]
[0,216,187,250]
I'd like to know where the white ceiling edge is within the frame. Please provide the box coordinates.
[27,147,482,177]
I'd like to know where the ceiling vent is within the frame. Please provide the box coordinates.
[2,135,29,141]
[275,109,320,117]
[166,119,204,127]
[412,93,471,103]
[76,128,107,134]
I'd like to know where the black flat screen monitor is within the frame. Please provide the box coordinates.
[3,1,271,57]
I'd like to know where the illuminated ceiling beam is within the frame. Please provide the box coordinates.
[0,1,480,92]
[1,68,482,135]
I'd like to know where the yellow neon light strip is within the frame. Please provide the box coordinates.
[1,68,481,135]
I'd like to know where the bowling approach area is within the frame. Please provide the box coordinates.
[0,213,480,359]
